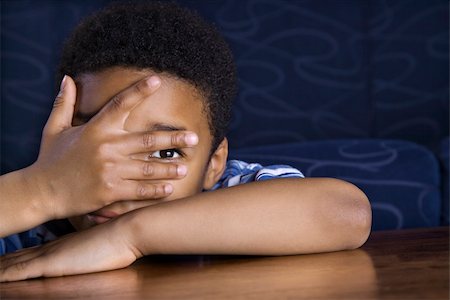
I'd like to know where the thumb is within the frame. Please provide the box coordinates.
[43,75,77,136]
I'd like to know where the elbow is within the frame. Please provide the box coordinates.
[344,181,372,249]
[321,178,372,251]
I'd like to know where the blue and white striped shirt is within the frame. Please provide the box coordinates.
[211,160,304,190]
[0,160,303,255]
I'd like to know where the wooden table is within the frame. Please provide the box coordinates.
[1,227,448,299]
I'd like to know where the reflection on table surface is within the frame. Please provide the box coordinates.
[1,250,376,299]
[0,227,448,299]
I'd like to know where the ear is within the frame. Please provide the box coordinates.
[203,138,229,190]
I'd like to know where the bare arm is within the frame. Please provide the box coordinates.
[0,177,371,281]
[0,168,50,237]
[129,177,371,256]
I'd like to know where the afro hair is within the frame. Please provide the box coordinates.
[57,1,237,151]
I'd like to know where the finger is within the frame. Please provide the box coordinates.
[113,181,173,201]
[119,130,199,155]
[0,254,45,282]
[43,75,77,136]
[0,247,43,270]
[119,160,187,180]
[0,236,72,267]
[91,75,161,127]
[0,245,41,262]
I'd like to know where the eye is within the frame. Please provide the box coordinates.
[149,149,182,159]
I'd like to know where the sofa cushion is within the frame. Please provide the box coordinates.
[230,139,441,231]
[439,137,449,225]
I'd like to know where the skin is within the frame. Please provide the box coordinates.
[68,67,220,230]
[0,73,199,237]
[0,67,372,281]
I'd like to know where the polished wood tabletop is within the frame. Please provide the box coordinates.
[1,226,448,299]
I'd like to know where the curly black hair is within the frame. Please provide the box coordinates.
[57,1,236,152]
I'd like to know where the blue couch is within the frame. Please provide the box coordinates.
[1,0,448,231]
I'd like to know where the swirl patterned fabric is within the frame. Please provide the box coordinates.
[1,0,449,230]
[184,0,449,151]
[230,139,442,231]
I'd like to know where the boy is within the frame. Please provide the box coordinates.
[0,2,371,281]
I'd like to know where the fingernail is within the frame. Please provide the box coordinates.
[60,75,67,92]
[164,184,173,194]
[185,133,199,146]
[177,165,187,176]
[147,76,161,88]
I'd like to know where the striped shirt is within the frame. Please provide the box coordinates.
[211,160,304,190]
[0,160,303,255]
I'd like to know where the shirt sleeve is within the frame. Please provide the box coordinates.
[0,225,57,255]
[211,159,304,190]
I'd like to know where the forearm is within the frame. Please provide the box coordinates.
[125,178,372,256]
[0,166,50,237]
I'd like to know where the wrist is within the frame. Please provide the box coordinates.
[22,164,57,222]
[115,208,155,258]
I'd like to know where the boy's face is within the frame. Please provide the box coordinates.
[69,67,226,231]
